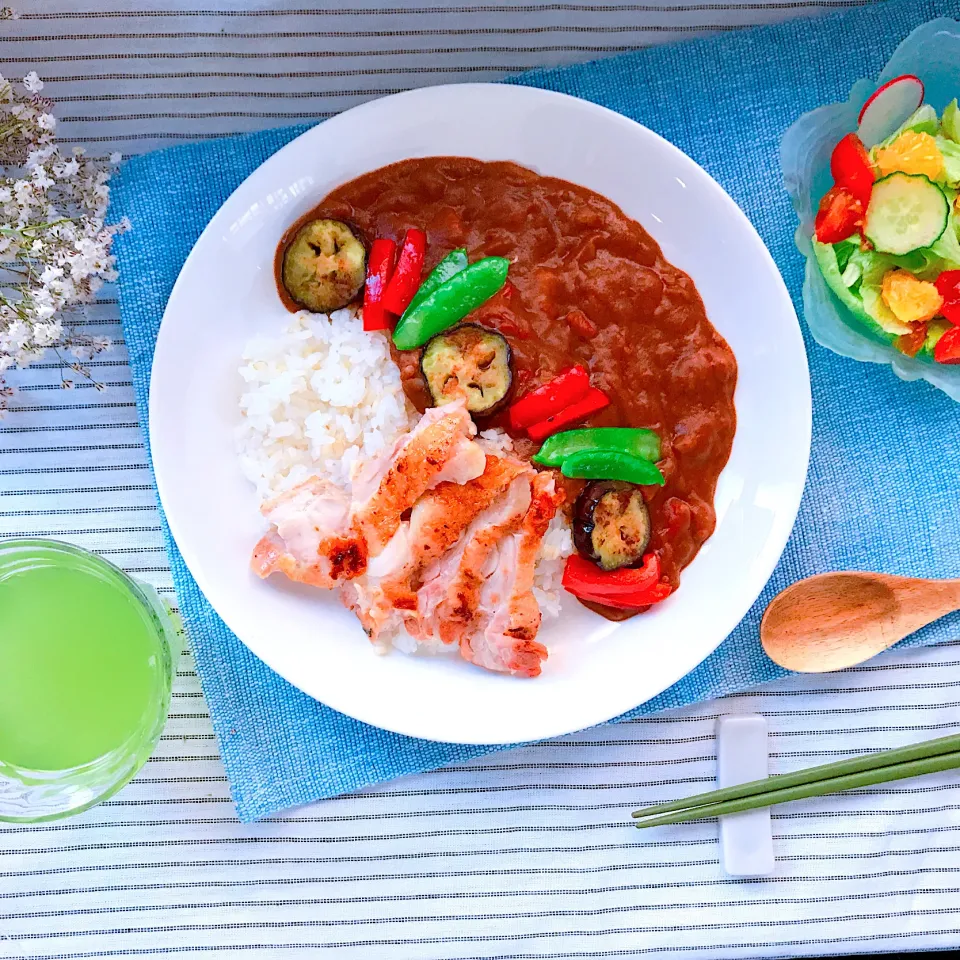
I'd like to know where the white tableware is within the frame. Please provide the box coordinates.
[151,83,811,744]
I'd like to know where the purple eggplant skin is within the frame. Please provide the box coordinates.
[573,480,651,571]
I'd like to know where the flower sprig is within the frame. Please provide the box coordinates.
[0,68,128,414]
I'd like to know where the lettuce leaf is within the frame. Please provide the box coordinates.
[878,104,940,148]
[928,204,960,268]
[943,99,960,144]
[850,247,913,335]
[812,241,902,340]
[937,136,960,187]
[921,319,952,359]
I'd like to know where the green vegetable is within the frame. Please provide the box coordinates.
[560,449,665,487]
[864,173,949,256]
[943,99,960,144]
[878,104,940,147]
[833,236,859,275]
[401,248,468,320]
[812,241,895,342]
[920,319,953,360]
[392,256,510,351]
[533,427,661,468]
[937,137,960,187]
[928,204,960,266]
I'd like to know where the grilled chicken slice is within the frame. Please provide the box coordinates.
[416,472,533,645]
[344,455,530,640]
[349,399,484,557]
[250,477,358,588]
[460,471,564,678]
[251,400,483,587]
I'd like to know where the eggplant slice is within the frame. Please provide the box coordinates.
[420,323,512,416]
[573,480,651,571]
[281,218,366,313]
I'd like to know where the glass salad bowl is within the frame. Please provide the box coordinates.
[781,17,960,401]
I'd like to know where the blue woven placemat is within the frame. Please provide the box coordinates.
[111,0,960,822]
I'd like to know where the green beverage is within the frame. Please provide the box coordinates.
[0,540,181,822]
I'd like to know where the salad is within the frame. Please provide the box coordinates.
[813,75,960,365]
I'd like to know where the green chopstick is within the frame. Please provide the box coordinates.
[632,733,960,829]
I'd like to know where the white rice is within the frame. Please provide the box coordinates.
[236,308,415,500]
[236,309,573,634]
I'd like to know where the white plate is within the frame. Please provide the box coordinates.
[151,84,811,745]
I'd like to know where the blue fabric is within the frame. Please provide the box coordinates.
[111,0,960,822]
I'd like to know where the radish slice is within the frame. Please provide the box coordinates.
[857,74,924,148]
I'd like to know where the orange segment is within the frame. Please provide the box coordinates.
[881,269,944,324]
[874,131,945,181]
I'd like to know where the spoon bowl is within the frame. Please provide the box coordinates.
[761,572,960,672]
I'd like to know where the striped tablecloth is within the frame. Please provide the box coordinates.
[3,3,960,957]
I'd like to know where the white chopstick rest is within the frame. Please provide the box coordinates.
[716,715,775,877]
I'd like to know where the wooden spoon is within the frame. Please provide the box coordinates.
[761,572,960,672]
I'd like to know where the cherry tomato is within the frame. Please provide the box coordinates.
[815,186,863,244]
[942,301,960,325]
[830,133,876,207]
[935,271,960,325]
[935,270,960,302]
[934,326,960,364]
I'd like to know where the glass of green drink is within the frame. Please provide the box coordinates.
[0,539,183,822]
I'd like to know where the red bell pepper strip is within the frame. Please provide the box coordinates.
[526,387,610,442]
[934,326,960,364]
[830,133,875,208]
[508,365,590,431]
[562,553,672,609]
[362,238,397,332]
[814,186,863,244]
[382,228,426,316]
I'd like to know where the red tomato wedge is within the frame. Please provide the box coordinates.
[936,271,960,326]
[934,326,960,364]
[814,186,863,244]
[935,270,960,302]
[830,133,876,207]
[942,301,960,325]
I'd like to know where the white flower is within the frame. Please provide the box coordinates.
[0,70,121,415]
[55,158,80,179]
[39,265,64,285]
[31,322,60,346]
[31,168,54,191]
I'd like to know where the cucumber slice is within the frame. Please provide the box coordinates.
[864,173,949,255]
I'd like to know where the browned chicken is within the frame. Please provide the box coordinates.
[250,477,357,588]
[459,471,564,678]
[349,400,483,557]
[415,471,534,646]
[252,402,567,679]
[251,399,482,589]
[342,455,530,640]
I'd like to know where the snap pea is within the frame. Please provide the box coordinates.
[401,248,468,320]
[392,256,509,351]
[560,449,665,486]
[534,427,661,467]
